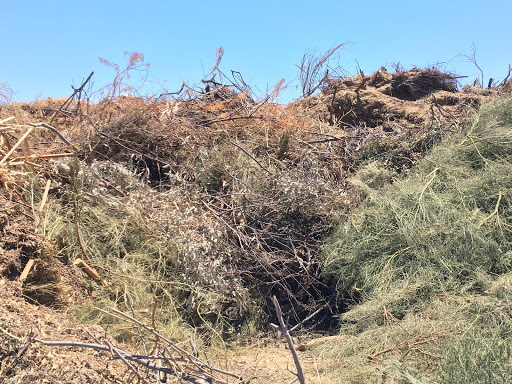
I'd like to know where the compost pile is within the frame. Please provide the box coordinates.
[0,66,508,383]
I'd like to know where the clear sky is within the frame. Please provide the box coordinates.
[2,0,511,103]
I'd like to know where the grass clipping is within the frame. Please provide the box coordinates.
[322,96,512,382]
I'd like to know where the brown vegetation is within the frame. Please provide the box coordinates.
[0,63,504,383]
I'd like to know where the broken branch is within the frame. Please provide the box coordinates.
[273,296,306,384]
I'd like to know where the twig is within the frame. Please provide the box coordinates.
[231,141,272,175]
[305,335,339,348]
[249,95,270,117]
[0,127,34,166]
[305,137,343,145]
[106,340,149,384]
[2,334,33,376]
[289,304,328,333]
[34,339,121,354]
[73,258,107,286]
[38,179,51,213]
[151,295,158,331]
[96,307,243,382]
[273,296,306,384]
[368,332,456,360]
[126,293,147,354]
[328,86,337,125]
[159,82,185,98]
[459,44,485,88]
[74,201,94,264]
[0,327,22,341]
[498,64,512,90]
[30,123,76,149]
[50,71,94,123]
[33,339,183,378]
[149,295,160,356]
[200,115,269,125]
[0,116,16,125]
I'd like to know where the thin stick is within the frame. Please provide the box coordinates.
[149,295,161,355]
[50,71,94,123]
[201,115,269,125]
[0,117,15,125]
[248,95,271,117]
[21,137,34,172]
[151,295,158,331]
[368,332,455,360]
[3,161,42,167]
[34,338,113,352]
[231,141,272,175]
[75,202,93,264]
[30,152,76,159]
[30,123,75,148]
[0,327,22,342]
[273,296,306,384]
[38,179,52,213]
[1,133,12,151]
[73,258,107,286]
[106,340,149,384]
[98,307,242,381]
[0,127,34,166]
[2,335,33,376]
[289,304,327,333]
[125,292,147,354]
[498,64,511,89]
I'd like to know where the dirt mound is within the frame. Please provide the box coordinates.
[287,67,497,181]
[302,67,495,129]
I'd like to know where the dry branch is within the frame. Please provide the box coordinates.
[0,116,16,125]
[0,127,34,166]
[0,120,77,192]
[273,296,306,384]
[34,336,239,384]
[368,332,457,361]
[299,44,346,97]
[50,71,94,123]
[93,307,244,383]
[1,335,33,376]
[30,122,75,148]
[289,303,328,333]
[231,141,272,175]
[38,179,52,213]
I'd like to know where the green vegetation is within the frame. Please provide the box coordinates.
[322,96,512,381]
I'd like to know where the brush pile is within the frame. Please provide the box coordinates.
[0,63,507,383]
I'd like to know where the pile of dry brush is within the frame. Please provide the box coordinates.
[1,61,500,343]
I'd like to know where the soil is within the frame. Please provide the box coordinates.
[0,277,340,383]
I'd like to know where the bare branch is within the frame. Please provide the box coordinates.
[299,43,347,98]
[458,44,485,88]
[273,296,306,384]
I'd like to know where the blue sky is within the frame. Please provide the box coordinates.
[3,0,511,103]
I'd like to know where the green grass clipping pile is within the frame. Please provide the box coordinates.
[322,96,512,383]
